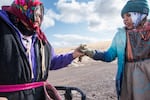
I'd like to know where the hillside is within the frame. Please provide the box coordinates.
[55,41,111,53]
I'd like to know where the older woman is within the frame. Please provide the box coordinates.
[0,0,83,100]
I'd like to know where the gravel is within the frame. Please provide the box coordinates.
[48,58,118,100]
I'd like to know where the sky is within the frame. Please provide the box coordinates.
[0,0,150,48]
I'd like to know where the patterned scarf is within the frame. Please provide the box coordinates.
[2,0,47,42]
[127,21,150,41]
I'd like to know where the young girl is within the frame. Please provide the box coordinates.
[80,0,150,100]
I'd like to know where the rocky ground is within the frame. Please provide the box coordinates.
[48,57,118,100]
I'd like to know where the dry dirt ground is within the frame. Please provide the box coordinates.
[47,57,118,100]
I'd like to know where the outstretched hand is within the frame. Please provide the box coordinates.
[72,44,95,62]
[77,44,86,62]
[72,45,85,59]
[77,44,95,58]
[72,44,96,62]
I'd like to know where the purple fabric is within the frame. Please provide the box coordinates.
[50,47,74,70]
[0,10,23,47]
[31,35,37,81]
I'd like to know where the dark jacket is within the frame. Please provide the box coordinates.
[0,10,74,100]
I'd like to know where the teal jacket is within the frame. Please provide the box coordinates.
[93,27,126,99]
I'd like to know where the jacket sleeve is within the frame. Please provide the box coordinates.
[93,33,118,62]
[49,47,74,70]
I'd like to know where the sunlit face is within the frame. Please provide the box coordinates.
[123,13,134,30]
[34,5,44,27]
